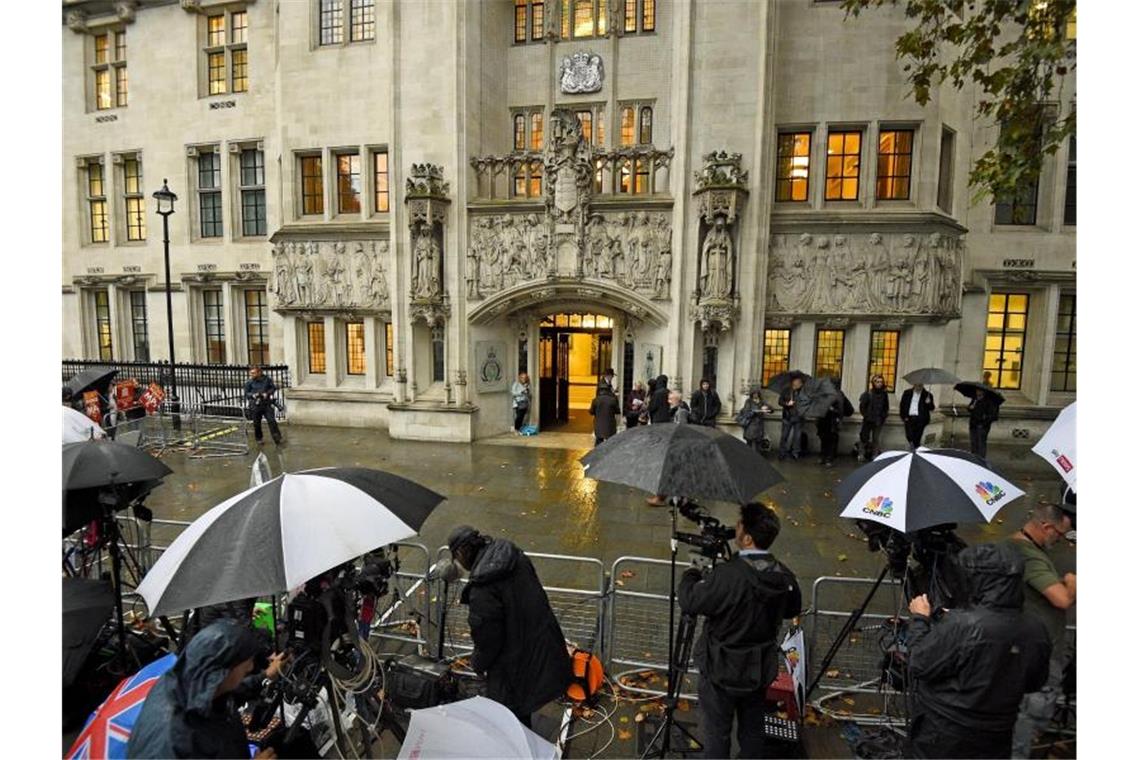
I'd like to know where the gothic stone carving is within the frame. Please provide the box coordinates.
[692,151,748,330]
[271,240,390,312]
[545,108,594,226]
[559,51,604,94]
[766,232,963,318]
[467,211,672,301]
[405,163,451,314]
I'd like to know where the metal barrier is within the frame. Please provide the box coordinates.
[188,410,251,458]
[369,542,433,651]
[432,546,607,665]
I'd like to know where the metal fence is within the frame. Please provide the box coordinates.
[63,359,291,418]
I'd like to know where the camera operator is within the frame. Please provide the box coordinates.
[245,366,284,447]
[905,543,1051,759]
[128,621,287,759]
[677,502,801,759]
[448,525,572,728]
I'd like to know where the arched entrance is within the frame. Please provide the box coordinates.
[538,312,615,431]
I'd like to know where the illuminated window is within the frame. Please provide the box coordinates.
[634,159,649,193]
[814,329,845,383]
[203,289,226,364]
[532,2,545,40]
[86,161,109,244]
[91,30,127,110]
[232,10,248,43]
[94,290,113,361]
[514,114,526,151]
[130,290,149,361]
[876,129,913,200]
[350,0,375,42]
[346,321,366,375]
[642,0,655,30]
[232,48,248,93]
[620,106,635,146]
[308,322,326,374]
[319,0,344,45]
[623,0,654,32]
[515,0,527,42]
[123,156,146,241]
[826,131,861,201]
[1051,294,1076,392]
[300,155,324,215]
[1063,133,1076,226]
[530,112,544,151]
[618,158,632,194]
[984,293,1029,390]
[203,9,247,96]
[639,106,653,145]
[208,51,227,95]
[511,109,544,197]
[373,149,390,212]
[937,126,955,214]
[577,110,593,143]
[574,0,596,38]
[240,148,267,236]
[245,290,269,366]
[761,329,790,386]
[775,132,811,202]
[336,152,362,214]
[868,330,900,392]
[198,151,223,238]
[207,14,226,47]
[572,105,605,146]
[385,322,394,376]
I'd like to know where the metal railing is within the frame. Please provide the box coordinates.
[63,359,291,418]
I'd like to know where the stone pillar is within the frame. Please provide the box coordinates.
[405,163,452,390]
[323,316,339,388]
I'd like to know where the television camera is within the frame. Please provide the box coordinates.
[854,520,968,611]
[675,501,735,562]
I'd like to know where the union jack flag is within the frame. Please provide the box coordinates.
[67,653,176,760]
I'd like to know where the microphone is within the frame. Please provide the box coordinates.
[429,559,462,584]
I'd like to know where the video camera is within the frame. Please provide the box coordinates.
[855,520,968,611]
[284,549,394,656]
[676,502,735,561]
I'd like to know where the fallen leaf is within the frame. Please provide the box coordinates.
[620,570,636,579]
[677,700,691,712]
[618,729,633,741]
[690,740,700,750]
[826,669,840,678]
[634,712,646,723]
[996,518,1004,525]
[837,554,848,562]
[619,716,630,724]
[842,697,856,706]
[615,580,625,587]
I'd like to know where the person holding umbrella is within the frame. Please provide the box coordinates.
[858,374,891,462]
[900,382,936,452]
[777,374,807,460]
[967,386,1000,458]
[588,380,619,446]
[736,388,771,454]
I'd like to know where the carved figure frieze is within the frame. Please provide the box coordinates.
[270,240,390,312]
[766,232,963,318]
[559,51,604,94]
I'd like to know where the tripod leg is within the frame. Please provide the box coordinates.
[805,564,891,701]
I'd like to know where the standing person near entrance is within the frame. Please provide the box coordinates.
[777,375,806,460]
[816,383,852,467]
[447,526,572,729]
[678,503,801,759]
[689,378,722,427]
[1008,503,1076,758]
[647,373,672,423]
[245,366,284,447]
[736,388,770,454]
[968,387,999,459]
[900,382,936,451]
[625,381,647,430]
[858,374,890,461]
[602,366,618,395]
[589,381,619,446]
[510,372,531,435]
[668,390,690,424]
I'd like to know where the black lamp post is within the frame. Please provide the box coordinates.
[153,179,181,430]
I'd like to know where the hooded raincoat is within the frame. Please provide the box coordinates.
[461,538,573,717]
[647,374,672,423]
[907,543,1052,758]
[127,621,262,758]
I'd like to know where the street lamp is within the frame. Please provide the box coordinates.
[152,179,181,430]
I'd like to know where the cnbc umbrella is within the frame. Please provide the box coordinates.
[836,447,1026,533]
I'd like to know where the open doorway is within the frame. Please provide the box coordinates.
[538,313,613,431]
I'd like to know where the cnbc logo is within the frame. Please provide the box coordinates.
[975,481,1007,506]
[862,496,894,518]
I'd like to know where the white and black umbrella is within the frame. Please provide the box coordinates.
[1032,401,1076,491]
[63,406,106,444]
[137,467,445,618]
[836,447,1025,533]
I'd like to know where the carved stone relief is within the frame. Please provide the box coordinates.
[766,232,963,318]
[270,240,390,312]
[559,51,604,94]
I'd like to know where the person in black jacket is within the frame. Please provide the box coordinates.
[588,381,619,446]
[858,374,890,461]
[906,543,1051,759]
[816,381,853,467]
[736,388,771,454]
[689,378,721,427]
[647,373,672,424]
[244,366,283,446]
[128,621,283,759]
[777,375,807,460]
[900,382,936,451]
[679,503,801,759]
[968,388,999,459]
[448,526,572,728]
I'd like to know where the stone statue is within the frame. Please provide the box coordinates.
[412,225,441,299]
[586,214,608,277]
[887,235,915,311]
[654,241,672,299]
[700,216,734,300]
[830,235,854,310]
[466,231,481,300]
[369,242,389,305]
[296,243,314,305]
[271,243,295,306]
[868,233,891,310]
[608,214,628,285]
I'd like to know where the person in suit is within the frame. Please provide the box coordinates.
[900,382,936,451]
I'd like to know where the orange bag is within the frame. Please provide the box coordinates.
[566,649,604,704]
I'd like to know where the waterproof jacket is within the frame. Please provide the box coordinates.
[968,394,999,427]
[908,543,1051,742]
[461,539,572,716]
[900,388,936,426]
[689,389,722,426]
[670,400,691,424]
[818,392,854,435]
[737,397,767,442]
[244,375,277,408]
[127,621,262,759]
[678,553,800,694]
[859,387,890,425]
[589,388,619,438]
[647,374,672,423]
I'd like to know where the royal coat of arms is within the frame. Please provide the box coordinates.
[559,51,604,94]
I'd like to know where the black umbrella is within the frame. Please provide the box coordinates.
[765,370,809,396]
[137,467,446,617]
[954,381,1006,405]
[63,439,173,491]
[903,367,959,386]
[66,366,118,398]
[798,376,840,420]
[63,577,115,687]
[579,424,784,503]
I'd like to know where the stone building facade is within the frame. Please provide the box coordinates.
[62,0,1076,443]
